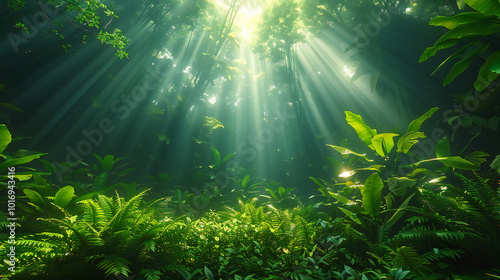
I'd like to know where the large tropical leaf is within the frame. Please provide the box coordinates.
[443,43,489,86]
[345,111,377,149]
[327,144,373,162]
[407,107,439,133]
[0,152,46,170]
[474,50,500,91]
[420,21,500,62]
[23,189,47,208]
[465,0,500,15]
[396,132,426,154]
[435,138,451,158]
[362,173,383,218]
[429,12,495,29]
[0,124,11,154]
[54,186,75,208]
[371,133,398,157]
[414,156,479,170]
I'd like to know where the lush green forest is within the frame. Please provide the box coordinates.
[1,0,500,279]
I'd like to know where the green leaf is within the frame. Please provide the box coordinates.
[345,111,377,149]
[339,207,362,224]
[397,132,426,154]
[222,153,235,164]
[420,21,500,62]
[420,39,463,62]
[414,156,479,170]
[429,12,494,29]
[385,194,415,230]
[101,155,116,172]
[443,43,490,86]
[457,0,466,10]
[242,175,250,187]
[434,21,500,47]
[54,186,75,208]
[327,144,373,162]
[436,138,451,157]
[407,107,439,133]
[329,191,357,205]
[0,124,12,153]
[431,41,477,75]
[465,0,500,15]
[371,133,399,157]
[487,50,500,73]
[490,155,500,173]
[474,50,500,91]
[0,102,24,113]
[388,177,417,196]
[465,151,489,166]
[0,152,46,170]
[210,147,221,167]
[204,266,214,280]
[23,189,47,208]
[362,173,383,218]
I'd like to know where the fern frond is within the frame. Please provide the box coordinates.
[421,248,464,262]
[88,254,131,277]
[392,246,431,273]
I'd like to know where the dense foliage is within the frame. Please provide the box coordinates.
[1,107,499,279]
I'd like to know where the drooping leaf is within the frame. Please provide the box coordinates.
[465,151,489,166]
[429,12,494,30]
[371,133,399,157]
[407,107,439,133]
[0,124,12,153]
[327,144,373,162]
[328,191,357,205]
[414,156,479,170]
[222,153,235,164]
[339,207,362,224]
[210,147,221,167]
[436,138,451,158]
[465,0,500,15]
[345,111,377,149]
[0,152,46,170]
[443,43,489,86]
[420,21,500,62]
[474,50,500,91]
[0,102,24,113]
[23,189,47,208]
[397,132,426,154]
[362,173,383,218]
[431,41,477,75]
